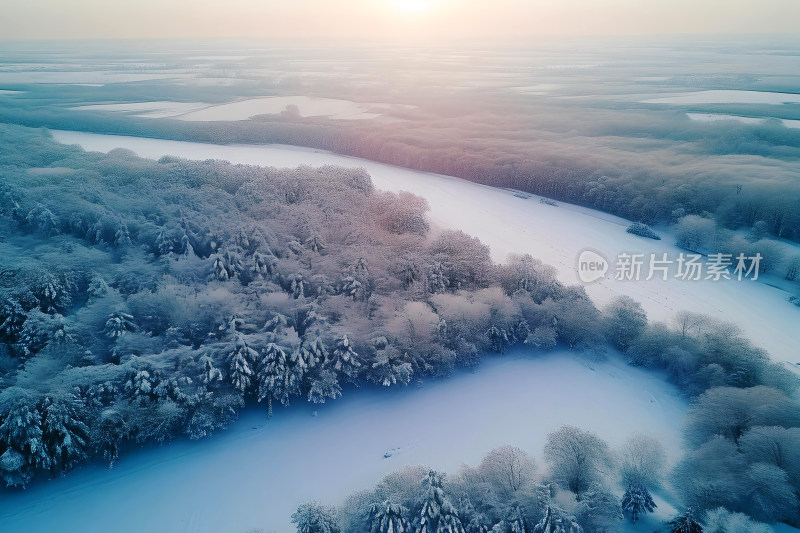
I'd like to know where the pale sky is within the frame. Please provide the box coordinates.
[2,0,798,41]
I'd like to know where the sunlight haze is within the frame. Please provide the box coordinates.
[2,0,798,41]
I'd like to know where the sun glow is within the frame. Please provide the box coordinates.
[386,0,440,14]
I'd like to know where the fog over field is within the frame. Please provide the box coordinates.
[2,5,800,533]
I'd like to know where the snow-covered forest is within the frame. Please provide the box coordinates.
[0,123,798,530]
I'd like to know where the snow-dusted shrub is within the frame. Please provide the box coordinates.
[626,222,661,240]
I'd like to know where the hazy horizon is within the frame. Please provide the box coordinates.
[3,0,799,42]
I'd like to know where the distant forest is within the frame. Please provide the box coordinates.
[2,89,800,245]
[0,124,798,532]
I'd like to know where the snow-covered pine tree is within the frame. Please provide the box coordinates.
[486,325,510,353]
[210,254,230,281]
[305,232,325,254]
[41,395,89,475]
[198,354,223,387]
[327,334,361,383]
[294,336,326,370]
[427,262,449,294]
[369,345,413,387]
[154,227,174,256]
[621,483,656,523]
[125,369,155,405]
[0,297,26,343]
[667,508,703,533]
[338,276,366,301]
[399,257,420,289]
[417,470,466,533]
[532,506,583,533]
[307,369,342,404]
[104,311,136,339]
[227,335,256,394]
[113,220,132,247]
[367,500,410,533]
[505,506,527,533]
[252,250,278,279]
[0,398,50,487]
[179,232,194,257]
[94,408,127,468]
[257,342,300,416]
[291,273,306,299]
[33,272,73,313]
[291,501,342,533]
[26,203,59,236]
[265,312,292,335]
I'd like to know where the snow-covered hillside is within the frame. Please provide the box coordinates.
[0,350,685,533]
[50,130,800,367]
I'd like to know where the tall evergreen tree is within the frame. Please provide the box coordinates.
[41,395,89,475]
[227,335,256,393]
[621,483,656,523]
[667,508,703,533]
[327,334,361,383]
[417,470,466,533]
[532,506,583,533]
[367,500,410,533]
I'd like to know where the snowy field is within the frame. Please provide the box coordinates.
[643,89,800,105]
[687,112,800,129]
[69,97,401,121]
[51,130,800,367]
[0,350,686,533]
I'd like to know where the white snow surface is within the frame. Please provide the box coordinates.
[687,112,800,129]
[643,89,800,105]
[0,350,686,533]
[50,130,800,367]
[176,96,388,121]
[70,101,209,119]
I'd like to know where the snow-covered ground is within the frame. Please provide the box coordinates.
[687,112,800,129]
[176,96,388,121]
[70,101,210,119]
[643,89,800,105]
[0,350,686,533]
[69,97,403,121]
[50,130,800,367]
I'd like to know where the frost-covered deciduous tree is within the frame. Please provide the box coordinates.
[742,462,798,523]
[292,501,342,533]
[671,436,744,513]
[543,426,613,501]
[740,426,800,487]
[602,295,647,351]
[684,386,800,446]
[703,507,771,533]
[674,215,715,251]
[618,434,666,489]
[476,445,536,499]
